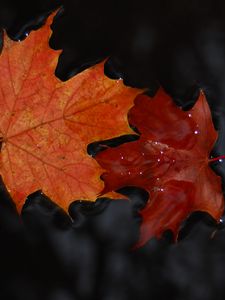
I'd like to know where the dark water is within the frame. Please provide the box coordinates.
[1,1,225,299]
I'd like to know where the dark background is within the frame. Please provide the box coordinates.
[1,1,225,299]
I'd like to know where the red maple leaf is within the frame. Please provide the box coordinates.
[95,88,225,246]
[0,12,141,212]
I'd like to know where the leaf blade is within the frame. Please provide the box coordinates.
[0,13,142,212]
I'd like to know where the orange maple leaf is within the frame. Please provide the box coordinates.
[0,13,141,212]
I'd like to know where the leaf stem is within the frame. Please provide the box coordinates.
[209,155,225,163]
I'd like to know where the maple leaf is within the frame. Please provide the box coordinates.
[0,12,141,212]
[95,88,225,246]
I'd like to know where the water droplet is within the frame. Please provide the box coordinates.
[120,155,124,160]
[219,218,224,224]
[153,187,161,192]
[160,188,164,192]
[156,178,160,181]
[157,158,161,162]
[160,151,164,154]
[219,159,223,163]
[188,113,192,117]
[194,130,199,135]
[139,171,143,175]
[128,171,131,175]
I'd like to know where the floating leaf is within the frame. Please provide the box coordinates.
[0,13,141,212]
[96,88,224,246]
